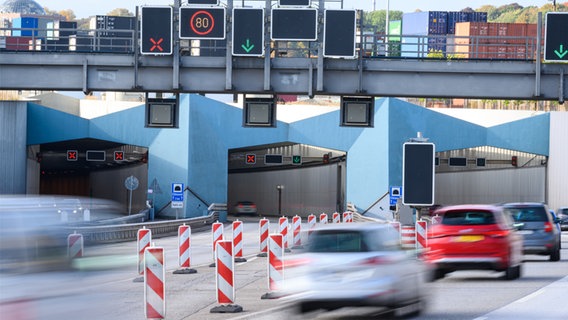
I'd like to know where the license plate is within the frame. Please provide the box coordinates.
[454,235,484,242]
[516,230,534,235]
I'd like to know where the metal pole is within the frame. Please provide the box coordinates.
[385,0,390,56]
[129,188,133,215]
[535,12,542,98]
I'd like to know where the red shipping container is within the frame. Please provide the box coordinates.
[507,45,528,60]
[2,36,33,51]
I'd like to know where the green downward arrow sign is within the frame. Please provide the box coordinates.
[554,44,568,59]
[241,39,255,53]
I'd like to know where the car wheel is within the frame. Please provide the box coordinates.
[550,247,560,262]
[505,264,521,280]
[432,269,446,281]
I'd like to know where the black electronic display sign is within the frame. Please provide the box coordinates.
[324,10,356,58]
[187,0,219,4]
[278,0,311,6]
[544,12,568,62]
[179,7,226,40]
[271,8,317,41]
[140,6,172,55]
[232,8,264,56]
[402,142,435,206]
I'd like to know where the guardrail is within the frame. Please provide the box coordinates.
[63,211,219,244]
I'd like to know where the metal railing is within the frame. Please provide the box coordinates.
[62,211,219,244]
[0,27,543,61]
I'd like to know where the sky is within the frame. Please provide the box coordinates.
[42,0,552,19]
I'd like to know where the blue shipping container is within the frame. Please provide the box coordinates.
[12,17,38,37]
[401,11,447,57]
[447,11,488,34]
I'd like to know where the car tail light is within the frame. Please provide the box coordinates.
[544,222,553,233]
[283,257,311,269]
[486,229,510,238]
[251,204,257,208]
[358,256,392,266]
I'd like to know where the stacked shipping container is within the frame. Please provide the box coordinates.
[452,22,539,59]
[401,11,448,57]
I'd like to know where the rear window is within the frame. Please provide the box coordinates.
[441,210,496,226]
[506,206,548,222]
[307,229,399,253]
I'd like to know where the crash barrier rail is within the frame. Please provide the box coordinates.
[62,211,219,244]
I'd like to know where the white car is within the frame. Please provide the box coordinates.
[280,223,430,316]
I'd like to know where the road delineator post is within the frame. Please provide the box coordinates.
[257,218,269,257]
[144,245,165,319]
[292,215,303,249]
[135,226,152,282]
[319,213,328,224]
[173,224,196,274]
[332,212,340,223]
[233,220,247,263]
[307,214,316,239]
[278,216,291,253]
[210,221,224,267]
[67,231,83,260]
[401,225,416,250]
[261,234,284,300]
[210,240,243,313]
[416,220,428,253]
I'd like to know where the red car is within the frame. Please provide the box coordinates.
[424,204,523,280]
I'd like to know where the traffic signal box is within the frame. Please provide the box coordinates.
[179,7,226,40]
[545,13,568,62]
[140,6,173,55]
[232,8,264,56]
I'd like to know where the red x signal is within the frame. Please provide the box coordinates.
[67,150,78,161]
[150,37,164,52]
[114,151,124,161]
[246,154,256,164]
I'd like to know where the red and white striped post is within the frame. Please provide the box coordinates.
[332,212,340,223]
[210,222,224,267]
[319,213,328,224]
[174,224,196,274]
[137,227,152,275]
[233,220,246,262]
[342,212,350,223]
[258,218,269,257]
[401,225,416,250]
[261,234,284,299]
[210,240,243,313]
[416,220,428,252]
[307,214,316,239]
[144,246,165,319]
[292,215,302,249]
[390,221,402,244]
[67,231,83,259]
[278,216,289,251]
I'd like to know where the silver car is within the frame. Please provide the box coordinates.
[503,203,561,261]
[280,223,430,316]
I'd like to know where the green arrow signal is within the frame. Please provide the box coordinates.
[554,44,568,59]
[241,39,255,53]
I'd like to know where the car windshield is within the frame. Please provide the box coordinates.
[506,207,548,222]
[441,210,496,225]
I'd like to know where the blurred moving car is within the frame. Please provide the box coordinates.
[424,204,523,280]
[556,207,568,231]
[503,202,561,262]
[280,223,429,316]
[233,201,257,215]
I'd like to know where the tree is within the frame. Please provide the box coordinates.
[107,8,134,17]
[362,10,403,34]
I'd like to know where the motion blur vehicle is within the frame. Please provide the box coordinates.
[556,207,568,231]
[233,201,257,216]
[503,203,561,261]
[280,223,429,316]
[424,204,523,280]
